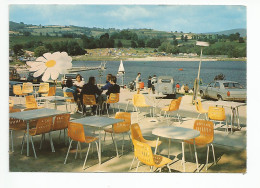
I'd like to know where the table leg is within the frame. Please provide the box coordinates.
[182,141,185,172]
[26,120,30,156]
[154,137,160,155]
[168,138,171,158]
[98,128,101,165]
[112,125,119,157]
[237,107,240,129]
[230,107,233,132]
[193,139,199,172]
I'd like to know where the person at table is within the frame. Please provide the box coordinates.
[73,74,85,112]
[104,75,120,112]
[100,74,112,91]
[80,76,102,115]
[63,78,77,98]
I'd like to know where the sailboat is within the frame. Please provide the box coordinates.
[117,60,125,87]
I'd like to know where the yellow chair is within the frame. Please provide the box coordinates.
[194,99,208,119]
[64,92,75,112]
[82,94,99,115]
[22,82,34,94]
[52,114,71,145]
[161,97,182,123]
[64,122,99,169]
[185,120,216,171]
[21,116,54,158]
[25,95,43,109]
[13,85,27,103]
[208,106,228,132]
[132,139,172,172]
[47,86,56,96]
[103,93,120,116]
[104,112,131,155]
[129,123,162,170]
[132,94,152,120]
[37,83,49,96]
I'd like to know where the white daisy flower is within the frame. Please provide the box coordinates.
[26,52,72,81]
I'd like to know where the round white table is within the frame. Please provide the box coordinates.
[152,126,200,172]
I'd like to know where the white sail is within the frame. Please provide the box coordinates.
[118,60,125,73]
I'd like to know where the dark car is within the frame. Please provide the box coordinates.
[27,72,43,83]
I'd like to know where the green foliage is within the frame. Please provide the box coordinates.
[12,44,24,56]
[146,38,161,48]
[34,46,48,57]
[137,39,145,48]
[131,40,137,48]
[117,40,123,48]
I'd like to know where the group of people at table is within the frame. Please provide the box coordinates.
[62,73,120,115]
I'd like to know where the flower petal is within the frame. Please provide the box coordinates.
[33,66,47,77]
[50,69,59,80]
[36,56,47,62]
[43,53,53,61]
[29,64,46,72]
[42,68,51,82]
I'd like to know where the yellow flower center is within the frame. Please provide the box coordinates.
[45,60,56,67]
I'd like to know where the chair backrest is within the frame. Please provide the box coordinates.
[132,139,155,167]
[35,117,53,134]
[48,86,56,96]
[23,108,38,128]
[13,85,23,95]
[22,83,33,94]
[194,99,204,113]
[25,95,38,109]
[38,83,49,93]
[83,94,96,105]
[9,108,27,130]
[133,94,148,107]
[68,122,86,143]
[107,93,120,104]
[193,120,214,143]
[63,92,75,103]
[130,123,146,143]
[168,99,179,111]
[52,113,71,131]
[113,112,131,132]
[208,106,226,121]
[177,97,182,109]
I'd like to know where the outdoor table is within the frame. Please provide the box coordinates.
[208,101,246,130]
[143,93,166,122]
[152,126,200,172]
[9,108,69,157]
[36,96,73,109]
[70,116,124,165]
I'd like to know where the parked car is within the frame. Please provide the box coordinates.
[199,80,246,101]
[27,71,43,83]
[154,76,176,97]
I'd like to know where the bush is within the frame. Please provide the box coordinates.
[34,46,48,57]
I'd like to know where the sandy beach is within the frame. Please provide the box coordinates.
[126,56,219,61]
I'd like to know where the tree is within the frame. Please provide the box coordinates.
[67,41,85,56]
[34,46,48,57]
[184,35,188,42]
[172,35,176,40]
[181,35,184,41]
[12,44,24,56]
[239,37,245,43]
[131,40,137,48]
[137,39,145,48]
[117,40,123,48]
[173,39,178,46]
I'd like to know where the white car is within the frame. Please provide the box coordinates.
[199,80,246,101]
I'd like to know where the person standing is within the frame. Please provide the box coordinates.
[147,76,152,93]
[176,83,180,93]
[184,84,189,93]
[151,75,157,94]
[135,72,141,94]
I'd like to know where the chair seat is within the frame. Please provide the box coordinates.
[185,135,213,146]
[104,127,130,134]
[136,104,151,108]
[198,109,208,114]
[83,136,98,144]
[161,106,169,111]
[153,154,172,168]
[144,139,162,148]
[10,126,26,131]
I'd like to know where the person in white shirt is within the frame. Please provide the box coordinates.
[73,74,85,112]
[135,72,141,94]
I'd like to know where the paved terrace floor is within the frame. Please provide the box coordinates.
[8,88,246,173]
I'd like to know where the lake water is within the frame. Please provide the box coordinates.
[71,60,247,89]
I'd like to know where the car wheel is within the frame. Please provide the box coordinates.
[200,90,205,99]
[217,95,223,101]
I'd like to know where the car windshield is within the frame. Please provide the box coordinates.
[223,82,244,89]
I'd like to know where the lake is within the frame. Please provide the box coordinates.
[71,60,247,89]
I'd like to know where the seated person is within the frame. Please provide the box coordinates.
[106,75,120,96]
[184,84,189,93]
[101,74,112,91]
[80,76,102,115]
[63,78,77,100]
[73,74,85,111]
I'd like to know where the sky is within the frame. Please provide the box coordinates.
[9,5,246,33]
